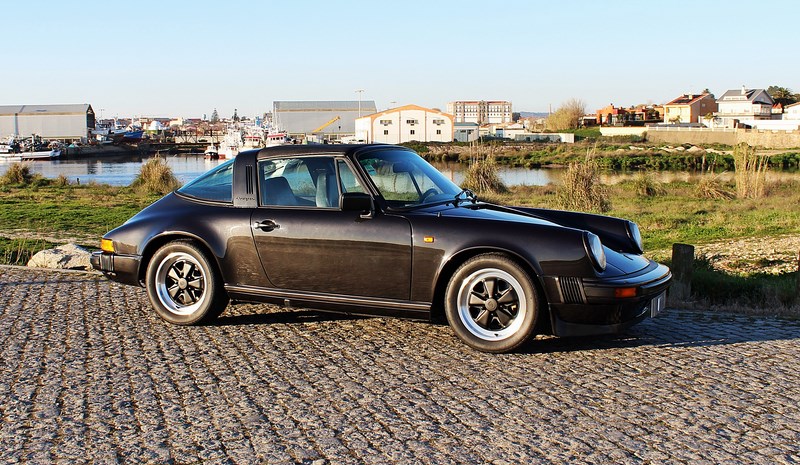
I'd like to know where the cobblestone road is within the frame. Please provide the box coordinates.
[1,266,799,464]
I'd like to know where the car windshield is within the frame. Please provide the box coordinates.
[356,149,463,209]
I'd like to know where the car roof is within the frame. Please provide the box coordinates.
[253,143,407,160]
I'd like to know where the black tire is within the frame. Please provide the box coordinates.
[145,241,229,325]
[445,254,539,353]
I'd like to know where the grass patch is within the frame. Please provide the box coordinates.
[0,183,161,243]
[690,256,799,314]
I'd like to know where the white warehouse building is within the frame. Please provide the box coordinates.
[0,104,95,141]
[355,105,454,144]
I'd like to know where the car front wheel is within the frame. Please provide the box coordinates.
[145,241,228,325]
[445,254,539,353]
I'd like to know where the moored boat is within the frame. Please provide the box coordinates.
[204,144,219,159]
[21,149,61,160]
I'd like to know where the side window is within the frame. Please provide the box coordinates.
[177,159,233,202]
[259,157,337,208]
[337,160,365,195]
[359,157,421,202]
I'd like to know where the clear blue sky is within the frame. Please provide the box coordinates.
[3,0,797,119]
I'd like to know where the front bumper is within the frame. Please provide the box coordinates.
[543,262,672,337]
[90,251,142,286]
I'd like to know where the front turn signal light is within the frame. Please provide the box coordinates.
[614,287,637,298]
[100,238,114,253]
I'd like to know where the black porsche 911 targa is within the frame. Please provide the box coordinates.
[91,144,671,353]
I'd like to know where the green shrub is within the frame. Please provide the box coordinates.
[462,156,507,195]
[733,143,768,199]
[556,152,610,212]
[0,163,34,185]
[130,157,180,195]
[695,175,734,200]
[632,172,665,197]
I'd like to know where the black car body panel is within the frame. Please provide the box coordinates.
[92,144,671,344]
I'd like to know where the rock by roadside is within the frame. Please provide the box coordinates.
[27,243,92,271]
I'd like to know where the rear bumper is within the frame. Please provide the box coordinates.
[544,263,672,337]
[90,251,142,286]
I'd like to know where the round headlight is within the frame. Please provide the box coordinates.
[585,232,607,272]
[627,221,643,254]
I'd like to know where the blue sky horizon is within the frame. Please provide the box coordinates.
[3,0,797,119]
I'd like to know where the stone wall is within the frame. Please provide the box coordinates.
[647,128,800,149]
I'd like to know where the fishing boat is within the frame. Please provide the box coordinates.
[121,129,144,143]
[21,148,61,160]
[266,131,289,146]
[204,144,220,159]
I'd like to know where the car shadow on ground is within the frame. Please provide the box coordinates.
[212,305,800,354]
[215,306,363,327]
[519,308,800,354]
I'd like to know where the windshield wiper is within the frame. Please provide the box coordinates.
[453,188,477,207]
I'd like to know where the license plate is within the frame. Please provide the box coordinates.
[650,291,666,317]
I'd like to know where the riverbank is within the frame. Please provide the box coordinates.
[410,140,800,172]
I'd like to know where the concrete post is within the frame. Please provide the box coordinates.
[796,250,800,302]
[670,243,695,305]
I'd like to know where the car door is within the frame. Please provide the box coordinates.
[250,155,412,301]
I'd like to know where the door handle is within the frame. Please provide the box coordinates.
[252,219,279,232]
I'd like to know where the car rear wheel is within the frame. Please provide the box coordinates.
[445,254,538,353]
[145,241,228,325]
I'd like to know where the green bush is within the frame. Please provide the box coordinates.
[462,156,507,195]
[556,154,610,212]
[0,163,34,185]
[130,157,181,195]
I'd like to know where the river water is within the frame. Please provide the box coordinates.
[0,154,563,187]
[4,154,797,187]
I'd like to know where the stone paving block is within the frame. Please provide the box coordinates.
[1,266,800,463]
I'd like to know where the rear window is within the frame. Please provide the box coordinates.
[177,159,234,202]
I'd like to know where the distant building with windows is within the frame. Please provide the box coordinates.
[715,87,774,127]
[454,122,479,142]
[355,104,454,144]
[663,93,717,124]
[447,100,512,124]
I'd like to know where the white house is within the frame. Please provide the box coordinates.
[454,122,479,142]
[488,122,527,139]
[784,102,800,121]
[715,86,774,127]
[355,104,454,144]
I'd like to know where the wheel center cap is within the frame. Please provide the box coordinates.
[178,278,188,289]
[485,299,498,311]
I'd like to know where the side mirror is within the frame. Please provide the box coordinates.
[341,192,374,219]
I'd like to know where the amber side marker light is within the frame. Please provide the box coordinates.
[100,239,114,253]
[423,236,435,243]
[614,287,637,298]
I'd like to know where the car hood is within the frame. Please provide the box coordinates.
[415,202,652,276]
[420,202,558,226]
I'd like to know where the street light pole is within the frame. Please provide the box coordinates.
[355,89,364,118]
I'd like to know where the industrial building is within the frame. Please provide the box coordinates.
[355,105,454,144]
[273,101,377,138]
[0,104,95,141]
